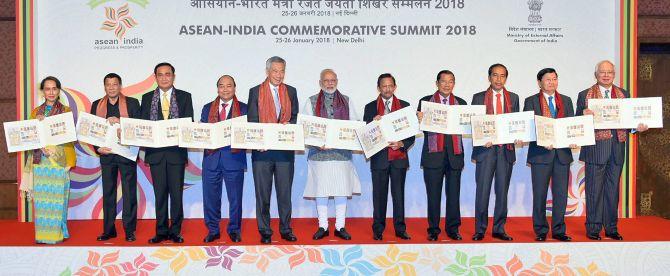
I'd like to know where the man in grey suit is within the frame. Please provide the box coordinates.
[471,64,522,241]
[247,56,300,244]
[523,68,575,242]
[576,60,648,241]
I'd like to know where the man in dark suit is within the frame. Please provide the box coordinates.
[140,62,194,244]
[92,73,141,242]
[416,70,466,241]
[247,56,300,244]
[576,60,648,241]
[201,75,248,243]
[471,63,521,241]
[523,68,575,242]
[363,73,415,241]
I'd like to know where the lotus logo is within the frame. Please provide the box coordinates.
[528,0,543,24]
[100,3,138,39]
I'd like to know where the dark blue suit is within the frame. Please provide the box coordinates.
[201,101,248,235]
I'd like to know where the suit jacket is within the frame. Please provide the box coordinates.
[200,100,248,171]
[363,98,415,170]
[90,96,141,165]
[417,94,466,170]
[523,93,575,165]
[470,90,520,163]
[246,83,299,162]
[576,86,630,165]
[139,88,194,165]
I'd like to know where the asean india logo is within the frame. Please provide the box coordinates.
[100,3,138,39]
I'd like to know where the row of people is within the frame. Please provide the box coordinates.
[22,57,647,245]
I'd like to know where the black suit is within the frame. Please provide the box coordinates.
[470,90,519,235]
[363,98,415,235]
[417,95,466,236]
[247,83,299,237]
[139,88,194,237]
[576,86,630,235]
[523,93,574,237]
[90,97,141,237]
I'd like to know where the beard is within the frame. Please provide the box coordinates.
[322,88,336,93]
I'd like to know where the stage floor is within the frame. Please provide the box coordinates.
[1,216,668,246]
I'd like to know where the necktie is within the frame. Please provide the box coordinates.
[384,100,391,114]
[442,98,448,105]
[220,103,228,121]
[273,87,281,119]
[161,92,170,119]
[604,90,610,99]
[548,96,557,118]
[495,93,502,114]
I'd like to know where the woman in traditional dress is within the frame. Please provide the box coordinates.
[20,76,76,244]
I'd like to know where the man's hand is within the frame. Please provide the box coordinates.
[41,147,53,157]
[416,111,423,122]
[36,115,45,121]
[544,145,554,150]
[569,144,579,149]
[98,147,113,155]
[484,141,493,148]
[388,141,404,151]
[107,116,120,125]
[373,115,382,121]
[583,108,594,116]
[636,123,649,132]
[514,139,524,147]
[319,145,330,151]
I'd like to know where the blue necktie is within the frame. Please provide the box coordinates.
[548,96,556,118]
[273,86,281,119]
[604,90,610,99]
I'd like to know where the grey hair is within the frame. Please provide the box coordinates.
[594,60,615,74]
[320,68,337,80]
[266,56,286,70]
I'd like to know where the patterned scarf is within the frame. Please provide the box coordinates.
[427,91,462,154]
[149,87,180,121]
[33,100,65,164]
[376,95,406,160]
[314,90,349,120]
[538,91,565,119]
[586,84,627,142]
[483,87,513,150]
[95,94,129,118]
[258,79,292,123]
[206,95,241,155]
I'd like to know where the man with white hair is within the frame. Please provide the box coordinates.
[302,69,361,240]
[576,60,648,241]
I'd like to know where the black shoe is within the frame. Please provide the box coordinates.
[170,234,184,243]
[312,227,329,240]
[229,233,241,243]
[552,234,572,242]
[472,233,484,241]
[427,233,439,241]
[395,231,411,240]
[148,235,168,244]
[492,232,513,241]
[535,235,547,241]
[605,232,623,240]
[334,228,351,240]
[260,235,272,244]
[447,233,463,241]
[125,233,136,242]
[203,233,220,243]
[586,233,601,240]
[281,232,297,242]
[97,233,117,241]
[373,233,383,240]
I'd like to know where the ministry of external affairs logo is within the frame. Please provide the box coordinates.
[88,0,148,50]
[527,0,543,24]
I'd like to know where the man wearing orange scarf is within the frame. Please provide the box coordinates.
[471,64,521,242]
[576,60,648,241]
[91,73,140,242]
[363,73,415,241]
[523,68,575,242]
[247,56,299,244]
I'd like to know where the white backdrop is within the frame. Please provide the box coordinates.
[33,0,621,219]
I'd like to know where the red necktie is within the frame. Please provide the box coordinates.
[220,103,228,121]
[495,93,502,114]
